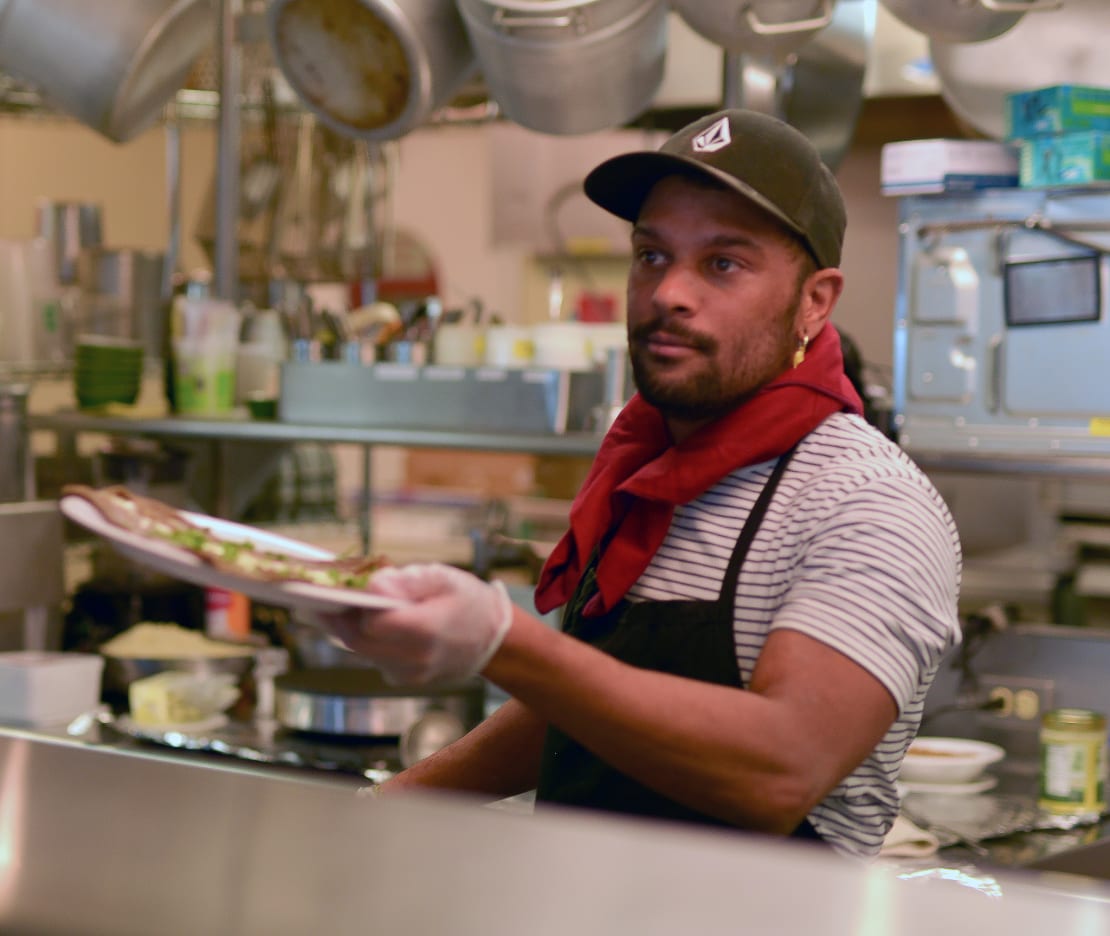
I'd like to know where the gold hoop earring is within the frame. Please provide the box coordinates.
[793,334,809,368]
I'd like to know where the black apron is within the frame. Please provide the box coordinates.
[535,446,822,842]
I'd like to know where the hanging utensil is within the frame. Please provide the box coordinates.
[240,77,282,223]
[273,112,319,278]
[340,141,375,280]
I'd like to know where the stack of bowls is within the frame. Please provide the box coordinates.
[73,335,144,410]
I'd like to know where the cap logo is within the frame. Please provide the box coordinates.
[692,116,731,154]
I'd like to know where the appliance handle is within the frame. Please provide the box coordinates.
[493,9,584,32]
[980,0,1061,11]
[744,0,834,35]
[986,333,1004,414]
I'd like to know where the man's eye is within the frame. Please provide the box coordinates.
[635,247,663,265]
[710,256,740,273]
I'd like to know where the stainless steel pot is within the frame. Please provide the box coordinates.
[273,667,485,743]
[76,248,167,359]
[879,0,1059,44]
[672,0,837,59]
[725,0,872,170]
[0,0,214,143]
[266,0,477,141]
[0,383,29,503]
[930,0,1102,139]
[34,201,102,287]
[456,0,668,136]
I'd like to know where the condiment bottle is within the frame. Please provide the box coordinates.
[1039,707,1108,817]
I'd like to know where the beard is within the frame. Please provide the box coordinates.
[629,294,801,423]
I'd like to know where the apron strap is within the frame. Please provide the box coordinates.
[715,443,799,611]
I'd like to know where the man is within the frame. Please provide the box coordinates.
[318,109,962,859]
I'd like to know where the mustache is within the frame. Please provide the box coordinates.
[628,318,716,353]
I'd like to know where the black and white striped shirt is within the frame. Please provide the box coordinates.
[626,412,963,858]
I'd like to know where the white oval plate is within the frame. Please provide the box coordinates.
[60,495,407,614]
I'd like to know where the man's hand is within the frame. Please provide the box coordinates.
[312,563,514,686]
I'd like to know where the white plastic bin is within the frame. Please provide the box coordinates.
[0,652,104,726]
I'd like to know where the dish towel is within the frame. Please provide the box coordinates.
[880,815,941,858]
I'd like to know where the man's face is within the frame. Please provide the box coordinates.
[625,175,811,436]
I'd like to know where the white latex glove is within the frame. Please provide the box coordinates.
[312,563,513,687]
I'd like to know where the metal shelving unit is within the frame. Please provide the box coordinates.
[28,409,601,553]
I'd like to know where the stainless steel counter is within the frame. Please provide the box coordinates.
[1,727,1109,935]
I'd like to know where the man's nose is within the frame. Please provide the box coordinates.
[651,262,699,312]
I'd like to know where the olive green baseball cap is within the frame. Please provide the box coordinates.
[584,109,846,269]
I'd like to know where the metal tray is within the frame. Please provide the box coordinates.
[278,361,605,434]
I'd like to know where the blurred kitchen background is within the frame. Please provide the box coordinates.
[2,0,1110,776]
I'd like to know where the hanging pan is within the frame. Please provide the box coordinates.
[0,0,214,143]
[266,0,477,141]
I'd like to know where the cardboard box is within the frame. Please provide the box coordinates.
[1007,85,1110,139]
[405,450,538,498]
[880,139,1019,196]
[1020,131,1110,187]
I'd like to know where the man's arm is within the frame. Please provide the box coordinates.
[484,606,897,834]
[379,696,548,799]
[320,565,899,829]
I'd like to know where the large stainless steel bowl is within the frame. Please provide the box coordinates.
[930,0,1100,140]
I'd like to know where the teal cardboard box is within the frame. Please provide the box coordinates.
[1008,85,1110,139]
[1020,131,1110,187]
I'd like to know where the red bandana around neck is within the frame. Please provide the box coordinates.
[534,324,863,617]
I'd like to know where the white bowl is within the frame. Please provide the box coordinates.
[900,737,1005,785]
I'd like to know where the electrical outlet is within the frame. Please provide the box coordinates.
[979,674,1055,722]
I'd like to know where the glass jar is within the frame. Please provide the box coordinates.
[1039,708,1108,816]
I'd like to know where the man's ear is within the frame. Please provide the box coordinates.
[799,267,844,336]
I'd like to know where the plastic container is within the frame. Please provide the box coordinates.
[483,325,533,369]
[531,322,592,371]
[173,338,237,415]
[0,651,104,726]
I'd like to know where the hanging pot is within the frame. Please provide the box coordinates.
[722,0,872,171]
[879,0,1059,45]
[455,0,668,136]
[930,0,1101,139]
[266,0,478,141]
[672,0,837,60]
[0,0,214,143]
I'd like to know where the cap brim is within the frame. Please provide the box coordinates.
[584,151,808,247]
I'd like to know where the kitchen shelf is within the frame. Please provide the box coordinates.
[28,409,602,555]
[908,450,1110,480]
[27,410,603,457]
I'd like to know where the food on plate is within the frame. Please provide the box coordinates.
[128,670,239,727]
[100,622,254,660]
[62,483,388,589]
[906,744,961,758]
